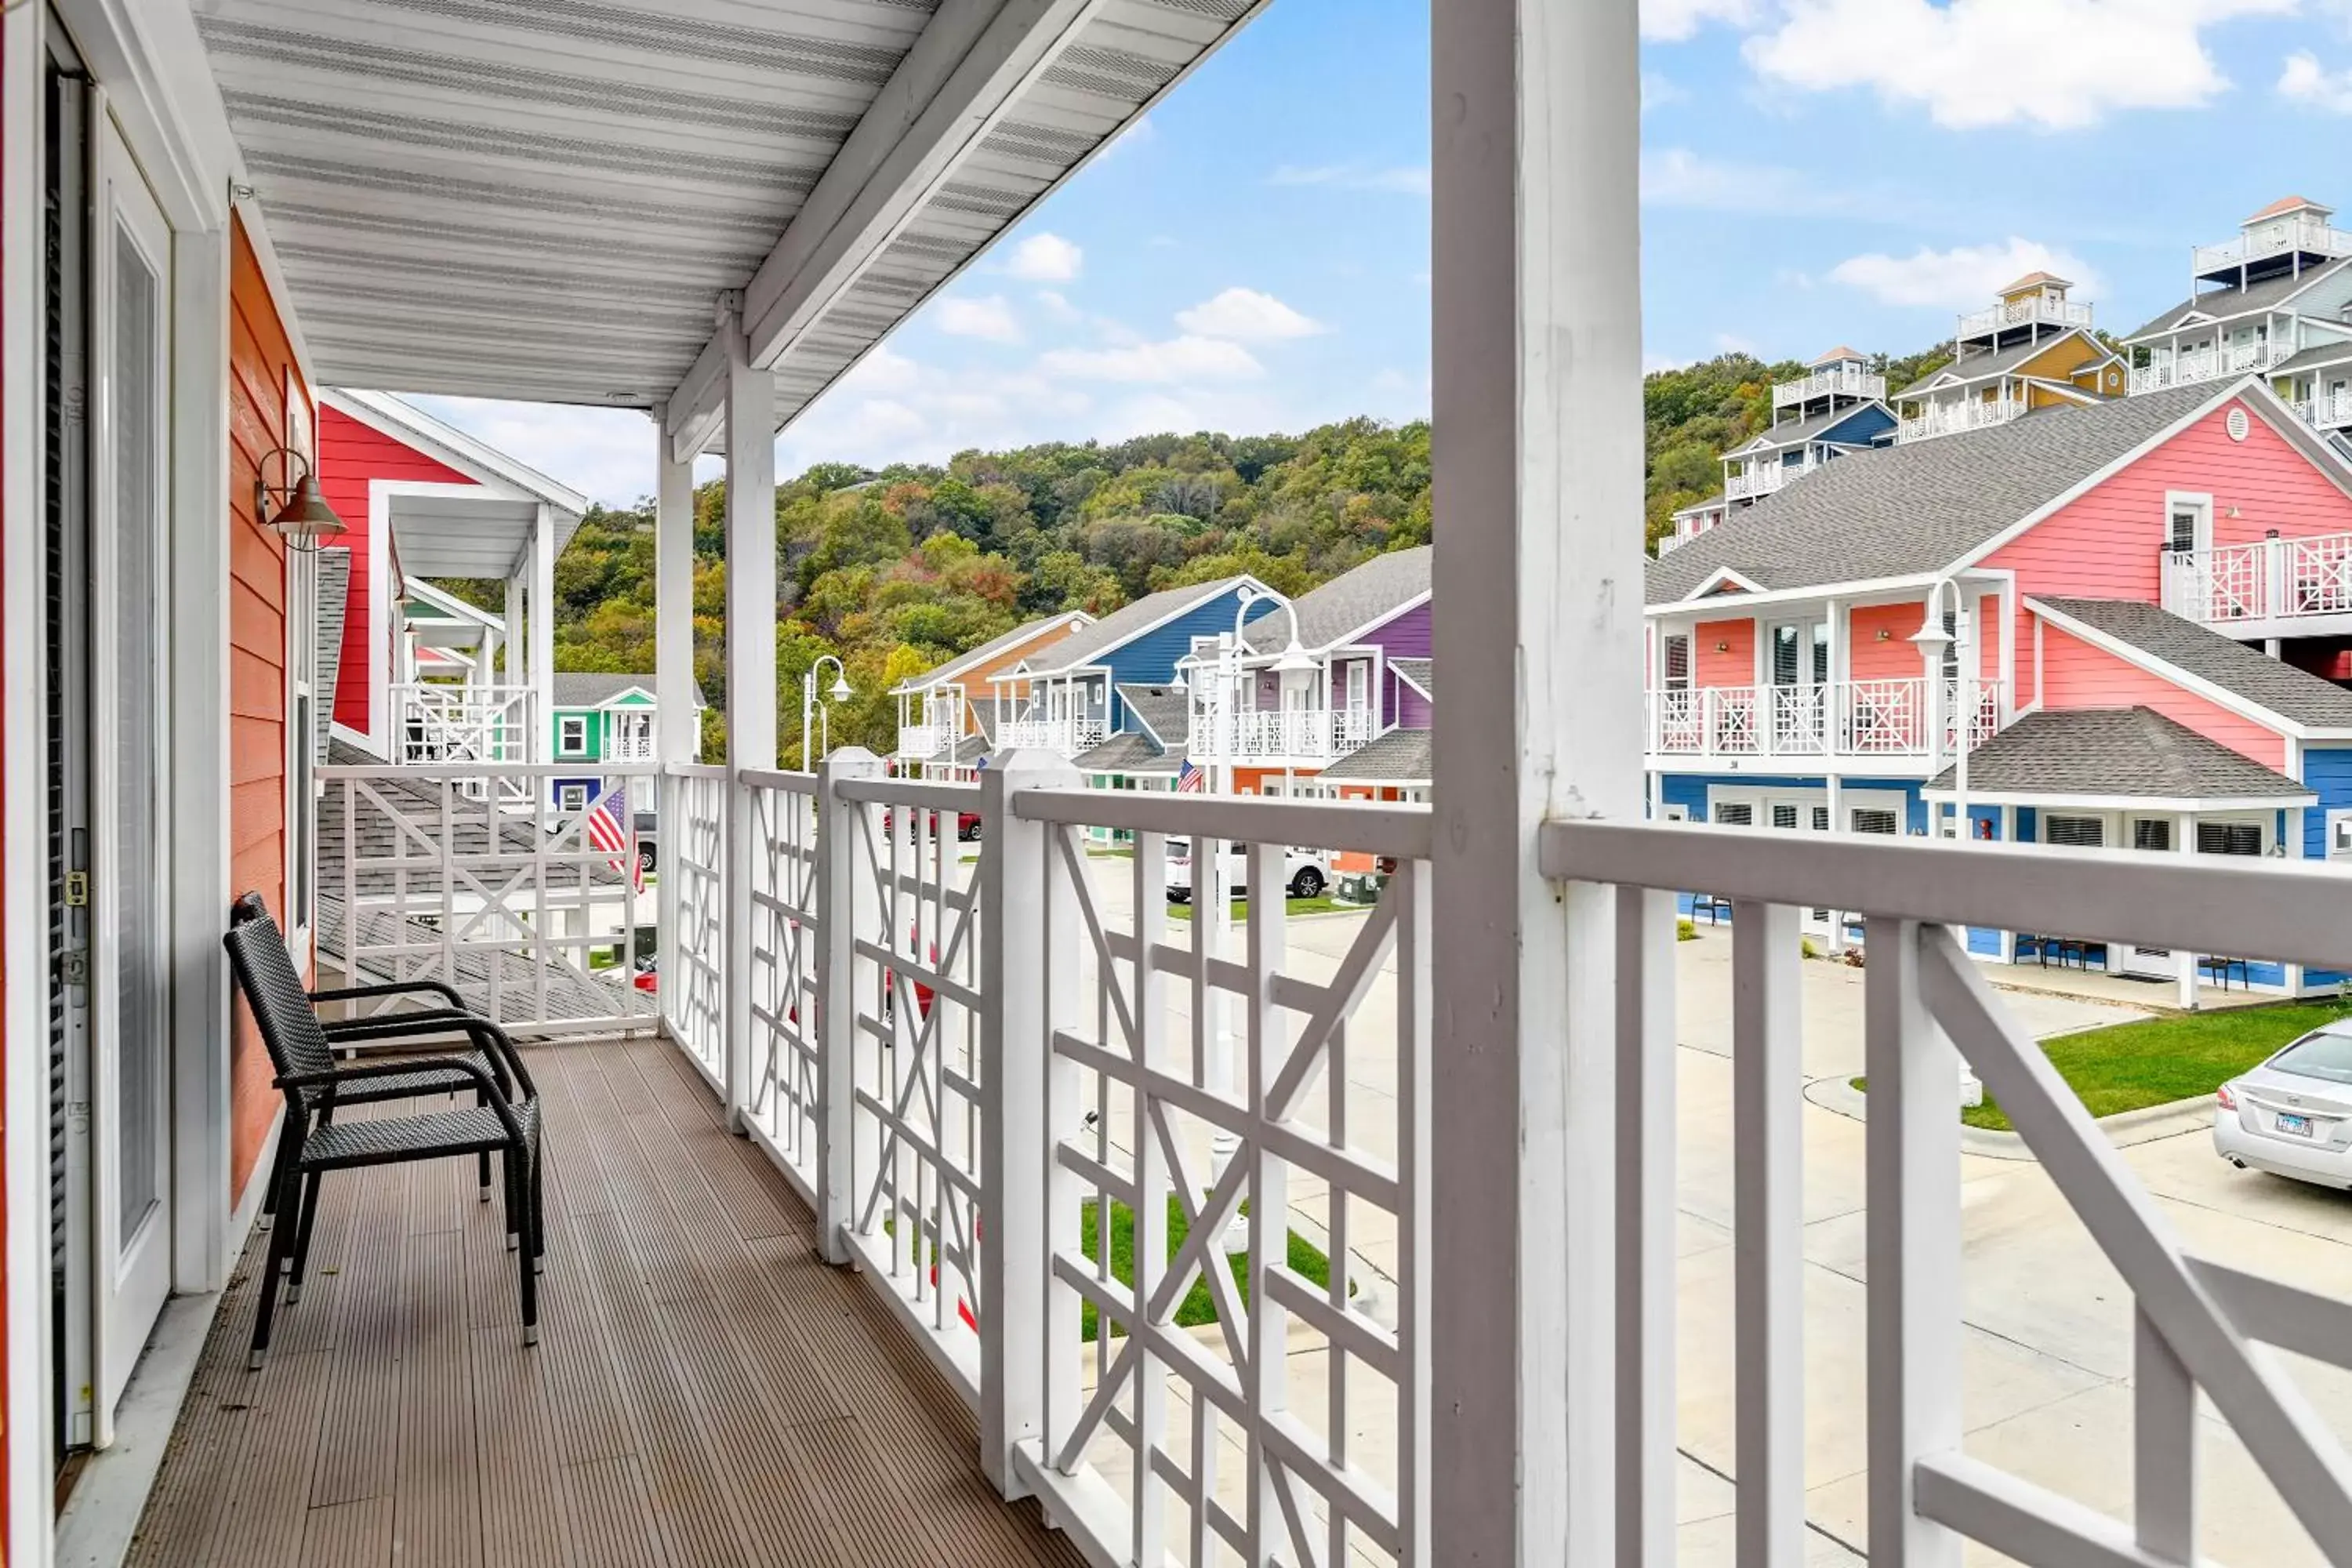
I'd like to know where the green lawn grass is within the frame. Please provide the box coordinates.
[1167,895,1346,922]
[1855,998,2352,1131]
[1077,1195,1337,1343]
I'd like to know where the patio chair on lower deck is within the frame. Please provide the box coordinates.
[224,911,546,1368]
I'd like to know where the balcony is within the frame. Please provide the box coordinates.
[1214,705,1379,763]
[1771,363,1886,411]
[1956,295,2093,340]
[2194,215,2352,278]
[2293,388,2352,430]
[896,722,949,760]
[393,683,536,767]
[136,751,2352,1567]
[1896,395,2027,445]
[996,717,1109,756]
[1647,677,2005,766]
[1723,454,1817,501]
[2162,532,2352,633]
[2128,339,2288,395]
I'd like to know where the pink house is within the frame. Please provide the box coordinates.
[1646,376,2352,1001]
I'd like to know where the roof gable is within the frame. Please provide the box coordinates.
[1022,575,1274,674]
[892,609,1094,694]
[1241,546,1431,655]
[2027,597,2352,735]
[1924,707,2309,801]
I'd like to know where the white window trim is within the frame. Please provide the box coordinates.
[2165,489,2213,556]
[557,714,588,756]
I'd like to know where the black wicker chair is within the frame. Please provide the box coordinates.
[229,894,506,1234]
[224,905,545,1367]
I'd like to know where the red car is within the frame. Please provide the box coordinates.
[880,808,982,842]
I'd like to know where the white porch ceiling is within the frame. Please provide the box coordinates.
[192,0,1262,438]
[389,490,543,578]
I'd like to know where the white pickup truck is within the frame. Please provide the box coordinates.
[1164,838,1332,903]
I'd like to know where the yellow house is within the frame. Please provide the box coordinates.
[1893,271,2125,443]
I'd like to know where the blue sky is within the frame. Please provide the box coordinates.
[421,0,2352,506]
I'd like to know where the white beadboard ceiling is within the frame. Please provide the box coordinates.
[192,0,1262,442]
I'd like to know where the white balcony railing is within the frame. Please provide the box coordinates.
[325,750,2352,1563]
[1896,394,2027,444]
[2163,532,2352,625]
[393,682,535,768]
[2128,339,2288,395]
[1724,454,1817,501]
[996,717,1109,755]
[1649,677,2004,761]
[1218,705,1379,761]
[316,760,656,1033]
[1956,295,2093,340]
[2194,215,2352,277]
[896,723,949,760]
[1772,363,1885,410]
[2294,388,2352,430]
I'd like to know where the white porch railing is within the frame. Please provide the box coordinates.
[392,682,536,768]
[1956,295,2092,339]
[1650,678,2004,761]
[2195,216,2352,277]
[1724,455,1816,501]
[1541,818,2352,1568]
[2295,389,2352,430]
[1224,705,1380,761]
[2129,339,2288,395]
[1772,364,1885,410]
[1896,394,2027,444]
[316,760,655,1033]
[1000,717,1110,755]
[896,723,949,760]
[2163,532,2352,626]
[661,763,729,1080]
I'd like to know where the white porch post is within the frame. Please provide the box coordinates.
[723,311,778,1130]
[2177,811,2200,1010]
[655,412,696,1016]
[531,501,555,764]
[1430,1,1645,1562]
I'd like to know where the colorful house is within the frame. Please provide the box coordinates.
[1665,348,1896,550]
[2122,196,2352,437]
[890,609,1093,778]
[549,673,702,809]
[1647,376,2352,1002]
[1889,272,2123,445]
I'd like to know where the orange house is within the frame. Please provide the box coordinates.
[888,611,1094,779]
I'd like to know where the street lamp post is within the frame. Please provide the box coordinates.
[1911,577,1972,835]
[801,654,852,771]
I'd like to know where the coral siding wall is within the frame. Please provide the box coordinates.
[1984,397,2352,704]
[319,405,467,734]
[2038,623,2288,769]
[227,217,309,1204]
[1847,602,1925,681]
[1694,619,1755,686]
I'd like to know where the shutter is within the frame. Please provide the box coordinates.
[2045,815,2104,847]
[1772,804,1798,829]
[1771,625,1798,685]
[1713,802,1754,826]
[2196,821,2263,856]
[1812,806,1831,832]
[1663,635,1690,688]
[1851,808,1898,836]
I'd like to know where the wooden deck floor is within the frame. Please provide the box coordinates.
[128,1035,1083,1568]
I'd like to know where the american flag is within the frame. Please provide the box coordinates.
[584,781,643,893]
[1178,759,1205,793]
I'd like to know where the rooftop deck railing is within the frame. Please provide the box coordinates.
[1895,394,2027,444]
[1955,295,2093,340]
[2128,339,2288,395]
[2194,216,2352,277]
[1771,364,1885,410]
[310,750,2352,1562]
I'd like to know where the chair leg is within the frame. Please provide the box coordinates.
[249,1163,303,1370]
[285,1171,325,1304]
[531,1142,546,1274]
[503,1150,520,1253]
[477,1088,492,1201]
[517,1145,541,1346]
[259,1108,300,1232]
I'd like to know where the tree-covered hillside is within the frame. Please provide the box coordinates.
[462,347,1943,765]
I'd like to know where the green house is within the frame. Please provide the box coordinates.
[550,673,701,810]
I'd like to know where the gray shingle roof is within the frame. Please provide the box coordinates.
[948,733,992,768]
[1116,684,1192,747]
[892,610,1091,693]
[1022,576,1261,674]
[317,891,648,1026]
[1243,547,1430,655]
[1073,731,1180,775]
[2033,597,2352,728]
[1390,658,1432,699]
[1924,708,2308,799]
[1726,404,1887,455]
[550,672,706,709]
[1645,382,2229,604]
[1892,331,2112,397]
[2273,340,2352,377]
[315,546,351,768]
[2122,258,2352,342]
[1317,728,1433,785]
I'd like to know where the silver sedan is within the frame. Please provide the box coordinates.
[2214,1021,2352,1190]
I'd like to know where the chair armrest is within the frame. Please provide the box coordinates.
[343,1014,537,1104]
[278,1055,526,1142]
[310,978,467,1011]
[321,1007,475,1038]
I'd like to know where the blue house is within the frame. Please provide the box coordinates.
[1664,347,1896,552]
[990,575,1279,758]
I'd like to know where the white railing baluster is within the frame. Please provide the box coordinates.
[1396,858,1432,1568]
[1864,916,1962,1568]
[1615,884,1677,1568]
[815,750,879,1265]
[2136,1304,2198,1563]
[1244,840,1294,1565]
[723,767,752,1130]
[1733,898,1804,1566]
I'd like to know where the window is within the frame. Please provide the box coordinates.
[2045,815,2104,848]
[1345,661,1369,712]
[557,783,590,812]
[2328,808,2352,858]
[1772,803,1798,829]
[1850,807,1898,836]
[559,715,587,755]
[1712,802,1753,826]
[1661,633,1691,689]
[2132,818,2172,852]
[2196,820,2263,857]
[2166,492,2212,557]
[286,546,318,938]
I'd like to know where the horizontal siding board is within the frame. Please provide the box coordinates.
[2037,623,2288,768]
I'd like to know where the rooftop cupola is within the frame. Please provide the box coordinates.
[1770,345,1886,417]
[2193,196,2352,289]
[1955,271,2091,351]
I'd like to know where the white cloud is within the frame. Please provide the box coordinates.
[932,293,1022,343]
[1640,147,1844,214]
[1642,0,1756,42]
[1744,0,2296,131]
[1267,164,1431,195]
[2280,50,2352,111]
[1827,238,2100,310]
[1038,336,1266,383]
[1174,287,1328,343]
[408,396,676,508]
[1033,289,1082,323]
[1641,71,1689,113]
[1005,232,1083,282]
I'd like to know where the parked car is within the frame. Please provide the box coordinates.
[1165,839,1330,903]
[880,808,983,842]
[2213,1022,2352,1189]
[633,808,658,873]
[632,954,658,994]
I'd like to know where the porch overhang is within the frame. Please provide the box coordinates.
[1918,787,2315,813]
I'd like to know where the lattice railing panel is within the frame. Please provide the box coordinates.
[666,768,728,1083]
[743,773,822,1194]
